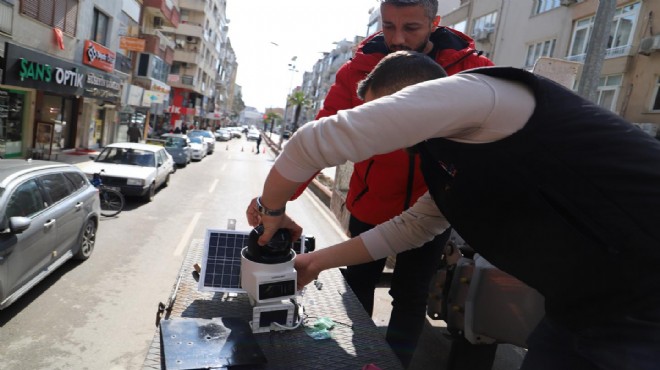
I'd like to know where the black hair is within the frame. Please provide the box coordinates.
[357,50,447,100]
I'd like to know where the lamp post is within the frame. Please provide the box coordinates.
[279,56,298,150]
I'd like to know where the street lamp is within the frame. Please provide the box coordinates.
[279,56,298,149]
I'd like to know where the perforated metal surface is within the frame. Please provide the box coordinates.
[142,239,403,370]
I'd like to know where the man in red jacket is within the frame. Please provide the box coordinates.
[295,0,493,366]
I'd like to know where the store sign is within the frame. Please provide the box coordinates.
[142,90,168,106]
[167,105,197,115]
[83,40,116,73]
[4,43,121,102]
[119,36,146,52]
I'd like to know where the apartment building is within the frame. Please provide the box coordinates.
[443,0,660,136]
[161,0,231,129]
[0,0,131,159]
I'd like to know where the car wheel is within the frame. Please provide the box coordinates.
[164,174,171,187]
[171,165,177,174]
[74,219,96,260]
[143,183,155,202]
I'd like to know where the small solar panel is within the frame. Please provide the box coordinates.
[198,229,250,293]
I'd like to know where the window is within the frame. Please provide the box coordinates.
[63,171,88,191]
[92,8,109,45]
[448,19,467,34]
[20,0,78,35]
[0,0,13,34]
[596,74,622,112]
[524,39,556,68]
[472,12,497,39]
[39,173,73,204]
[651,77,660,112]
[568,2,640,59]
[7,180,46,218]
[534,0,561,15]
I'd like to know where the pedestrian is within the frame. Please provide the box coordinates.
[256,134,262,155]
[173,126,182,134]
[127,123,141,143]
[181,122,188,135]
[287,0,492,366]
[246,51,660,370]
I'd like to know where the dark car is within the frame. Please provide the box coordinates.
[0,160,100,310]
[161,133,192,167]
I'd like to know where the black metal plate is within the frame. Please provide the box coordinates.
[160,317,267,369]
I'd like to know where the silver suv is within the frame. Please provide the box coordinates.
[0,160,100,310]
[187,129,215,154]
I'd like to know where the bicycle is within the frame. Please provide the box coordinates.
[91,170,125,217]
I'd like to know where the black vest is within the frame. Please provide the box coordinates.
[417,67,660,326]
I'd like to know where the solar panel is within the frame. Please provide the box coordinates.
[198,229,250,293]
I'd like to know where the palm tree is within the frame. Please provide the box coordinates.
[287,90,311,133]
[263,111,281,135]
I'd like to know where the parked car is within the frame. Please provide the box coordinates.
[214,129,231,142]
[187,129,215,154]
[78,142,175,202]
[282,130,292,139]
[161,133,192,167]
[188,136,208,161]
[246,129,261,141]
[227,127,242,139]
[0,160,100,310]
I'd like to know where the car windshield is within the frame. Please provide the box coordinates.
[190,130,212,138]
[190,136,203,144]
[96,147,156,167]
[165,137,184,148]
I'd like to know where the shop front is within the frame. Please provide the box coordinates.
[3,43,121,158]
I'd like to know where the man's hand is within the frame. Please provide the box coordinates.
[246,197,303,245]
[294,252,320,290]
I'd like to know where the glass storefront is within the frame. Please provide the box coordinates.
[0,88,26,158]
[40,94,75,153]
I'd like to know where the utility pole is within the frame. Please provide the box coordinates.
[576,0,617,102]
[279,56,298,150]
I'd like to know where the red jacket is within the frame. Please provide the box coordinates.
[297,27,493,225]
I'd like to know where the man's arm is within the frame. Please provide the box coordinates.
[290,62,360,200]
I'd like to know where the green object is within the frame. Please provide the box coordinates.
[304,317,336,340]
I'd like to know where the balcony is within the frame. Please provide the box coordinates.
[143,0,180,28]
[143,34,175,64]
[566,45,633,63]
[168,74,202,94]
[179,0,205,12]
[174,49,199,65]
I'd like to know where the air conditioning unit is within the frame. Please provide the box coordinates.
[153,16,164,28]
[560,0,578,6]
[638,35,660,56]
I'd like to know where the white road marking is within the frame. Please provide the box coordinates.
[209,178,219,193]
[174,212,201,256]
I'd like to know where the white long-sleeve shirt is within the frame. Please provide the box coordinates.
[275,73,536,260]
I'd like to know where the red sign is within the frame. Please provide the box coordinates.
[167,106,197,115]
[82,40,116,72]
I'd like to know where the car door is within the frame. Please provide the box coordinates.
[155,149,169,187]
[37,172,81,258]
[0,178,54,301]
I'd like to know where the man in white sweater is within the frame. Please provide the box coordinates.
[246,51,660,370]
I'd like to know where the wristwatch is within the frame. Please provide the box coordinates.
[255,196,286,216]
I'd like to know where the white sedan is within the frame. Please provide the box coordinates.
[78,142,175,202]
[189,136,208,161]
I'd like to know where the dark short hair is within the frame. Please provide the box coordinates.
[357,50,447,100]
[380,0,438,21]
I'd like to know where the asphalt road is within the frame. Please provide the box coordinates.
[0,136,347,369]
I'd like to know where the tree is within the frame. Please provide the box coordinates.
[287,90,311,132]
[263,111,281,134]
